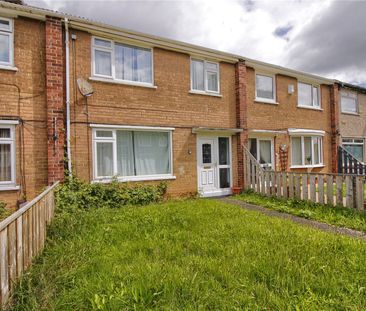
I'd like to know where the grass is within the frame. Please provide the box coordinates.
[11,199,366,310]
[237,191,366,232]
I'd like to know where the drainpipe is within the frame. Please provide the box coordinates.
[64,18,72,176]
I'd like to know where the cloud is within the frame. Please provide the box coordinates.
[25,0,366,85]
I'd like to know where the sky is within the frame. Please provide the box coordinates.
[25,0,366,85]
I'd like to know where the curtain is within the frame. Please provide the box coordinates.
[313,138,320,164]
[292,137,302,165]
[95,49,112,76]
[135,48,152,83]
[116,131,135,176]
[0,143,11,182]
[191,59,204,91]
[96,142,113,177]
[256,75,273,99]
[259,140,271,164]
[298,83,312,106]
[304,137,312,165]
[134,132,170,175]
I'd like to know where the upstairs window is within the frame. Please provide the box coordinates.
[92,37,153,85]
[0,124,16,187]
[298,82,321,108]
[0,17,13,66]
[341,91,358,114]
[255,74,276,103]
[191,59,219,93]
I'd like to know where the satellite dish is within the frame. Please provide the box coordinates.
[77,78,94,97]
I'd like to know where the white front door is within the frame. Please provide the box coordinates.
[197,136,232,197]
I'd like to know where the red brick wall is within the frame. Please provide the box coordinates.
[45,17,65,184]
[0,17,48,208]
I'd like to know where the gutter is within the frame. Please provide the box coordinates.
[64,18,72,175]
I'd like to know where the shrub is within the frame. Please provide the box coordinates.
[55,177,167,211]
[0,200,7,218]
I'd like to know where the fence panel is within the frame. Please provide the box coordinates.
[0,182,59,308]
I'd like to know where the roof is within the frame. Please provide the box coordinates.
[0,0,335,84]
[336,81,366,94]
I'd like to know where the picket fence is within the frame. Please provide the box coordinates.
[244,148,365,210]
[0,181,59,308]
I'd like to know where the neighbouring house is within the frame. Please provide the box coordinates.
[242,59,339,174]
[337,82,366,165]
[0,2,65,208]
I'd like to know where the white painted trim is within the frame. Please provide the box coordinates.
[93,175,176,183]
[90,124,175,131]
[290,135,324,167]
[0,120,19,125]
[89,76,157,89]
[254,99,278,105]
[0,185,19,191]
[255,72,276,103]
[290,165,325,169]
[288,128,325,136]
[0,64,17,71]
[297,105,323,111]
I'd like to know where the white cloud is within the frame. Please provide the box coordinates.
[25,0,366,84]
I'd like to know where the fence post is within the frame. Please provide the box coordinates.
[345,175,354,208]
[309,175,316,203]
[335,175,343,207]
[302,174,308,201]
[326,175,334,206]
[318,175,324,204]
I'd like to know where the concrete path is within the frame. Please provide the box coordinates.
[220,197,366,240]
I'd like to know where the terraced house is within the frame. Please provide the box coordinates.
[0,0,350,209]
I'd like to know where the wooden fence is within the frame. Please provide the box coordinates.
[244,148,365,210]
[338,145,366,175]
[0,182,59,308]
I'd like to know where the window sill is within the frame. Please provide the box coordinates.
[297,105,323,111]
[254,98,278,105]
[93,175,176,183]
[89,77,157,89]
[189,90,222,98]
[290,165,325,169]
[341,111,359,116]
[0,185,20,191]
[0,65,18,72]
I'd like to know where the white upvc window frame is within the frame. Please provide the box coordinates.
[342,137,364,163]
[249,137,274,169]
[290,135,324,168]
[340,90,358,114]
[0,123,16,189]
[91,36,154,87]
[92,126,175,182]
[297,81,321,109]
[0,17,14,67]
[190,57,220,95]
[255,72,276,104]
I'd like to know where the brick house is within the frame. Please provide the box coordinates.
[337,82,366,164]
[0,1,346,208]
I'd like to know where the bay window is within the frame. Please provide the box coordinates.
[0,17,13,66]
[92,37,153,85]
[93,127,173,181]
[298,82,321,108]
[191,59,219,93]
[0,124,16,188]
[291,136,323,167]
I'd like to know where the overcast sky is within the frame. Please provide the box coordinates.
[26,0,366,85]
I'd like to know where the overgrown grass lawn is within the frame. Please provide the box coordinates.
[12,199,366,310]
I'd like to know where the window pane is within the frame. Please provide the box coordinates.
[94,38,111,48]
[313,87,319,107]
[344,144,363,162]
[219,168,230,188]
[0,20,10,31]
[95,50,112,76]
[135,47,152,83]
[298,83,312,106]
[341,96,357,113]
[96,142,113,177]
[207,71,218,92]
[0,128,10,138]
[292,137,302,165]
[0,144,11,182]
[218,137,229,165]
[202,143,212,164]
[249,138,257,160]
[304,137,312,165]
[259,140,271,165]
[134,132,170,175]
[206,62,218,70]
[0,34,10,63]
[116,131,135,176]
[96,130,113,138]
[192,60,204,91]
[256,74,274,99]
[314,138,320,164]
